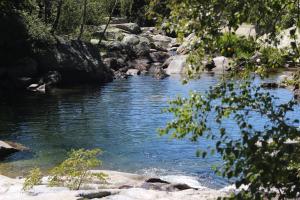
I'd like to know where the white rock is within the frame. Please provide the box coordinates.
[222,24,256,38]
[0,170,229,200]
[126,69,140,76]
[165,55,188,75]
[212,56,230,72]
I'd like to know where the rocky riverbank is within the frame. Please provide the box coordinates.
[0,170,233,200]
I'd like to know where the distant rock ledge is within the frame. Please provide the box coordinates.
[0,170,231,200]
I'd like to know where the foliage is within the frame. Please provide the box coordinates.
[259,47,287,69]
[160,77,300,199]
[48,148,107,190]
[216,34,257,59]
[21,11,54,43]
[22,149,107,191]
[23,167,43,191]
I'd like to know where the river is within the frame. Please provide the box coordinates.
[0,73,297,189]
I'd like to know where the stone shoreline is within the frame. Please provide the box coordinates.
[0,170,233,200]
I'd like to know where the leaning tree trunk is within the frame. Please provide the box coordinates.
[99,0,119,44]
[78,0,88,40]
[52,0,63,33]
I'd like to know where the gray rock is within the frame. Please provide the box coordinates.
[103,57,125,71]
[35,38,113,85]
[0,140,29,159]
[165,55,188,75]
[128,59,151,71]
[114,23,142,34]
[122,35,140,46]
[152,68,169,80]
[210,56,230,72]
[27,83,39,90]
[177,33,197,55]
[113,70,129,80]
[151,34,175,49]
[150,52,170,63]
[162,56,175,68]
[222,24,256,38]
[43,71,62,86]
[78,191,112,199]
[133,41,151,57]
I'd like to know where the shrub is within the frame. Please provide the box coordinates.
[23,167,43,191]
[23,149,107,191]
[216,33,257,59]
[48,148,107,190]
[259,47,287,69]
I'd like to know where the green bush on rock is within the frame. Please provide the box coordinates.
[23,168,43,191]
[23,149,107,191]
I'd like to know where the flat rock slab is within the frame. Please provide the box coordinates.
[0,171,230,200]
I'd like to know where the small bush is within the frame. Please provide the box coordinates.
[22,149,107,191]
[216,33,257,59]
[23,167,42,191]
[48,148,107,190]
[260,47,287,69]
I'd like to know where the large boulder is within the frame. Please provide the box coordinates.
[0,141,28,159]
[165,55,188,75]
[35,38,113,85]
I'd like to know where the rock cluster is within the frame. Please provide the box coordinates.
[93,23,180,79]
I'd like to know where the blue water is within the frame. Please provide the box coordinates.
[0,73,297,189]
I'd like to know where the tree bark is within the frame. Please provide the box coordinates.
[78,0,88,40]
[44,0,52,23]
[52,0,63,33]
[99,0,119,44]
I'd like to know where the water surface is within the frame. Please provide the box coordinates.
[0,74,296,189]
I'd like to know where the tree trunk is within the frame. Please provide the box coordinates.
[44,0,52,23]
[52,0,63,33]
[78,0,88,40]
[99,0,119,44]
